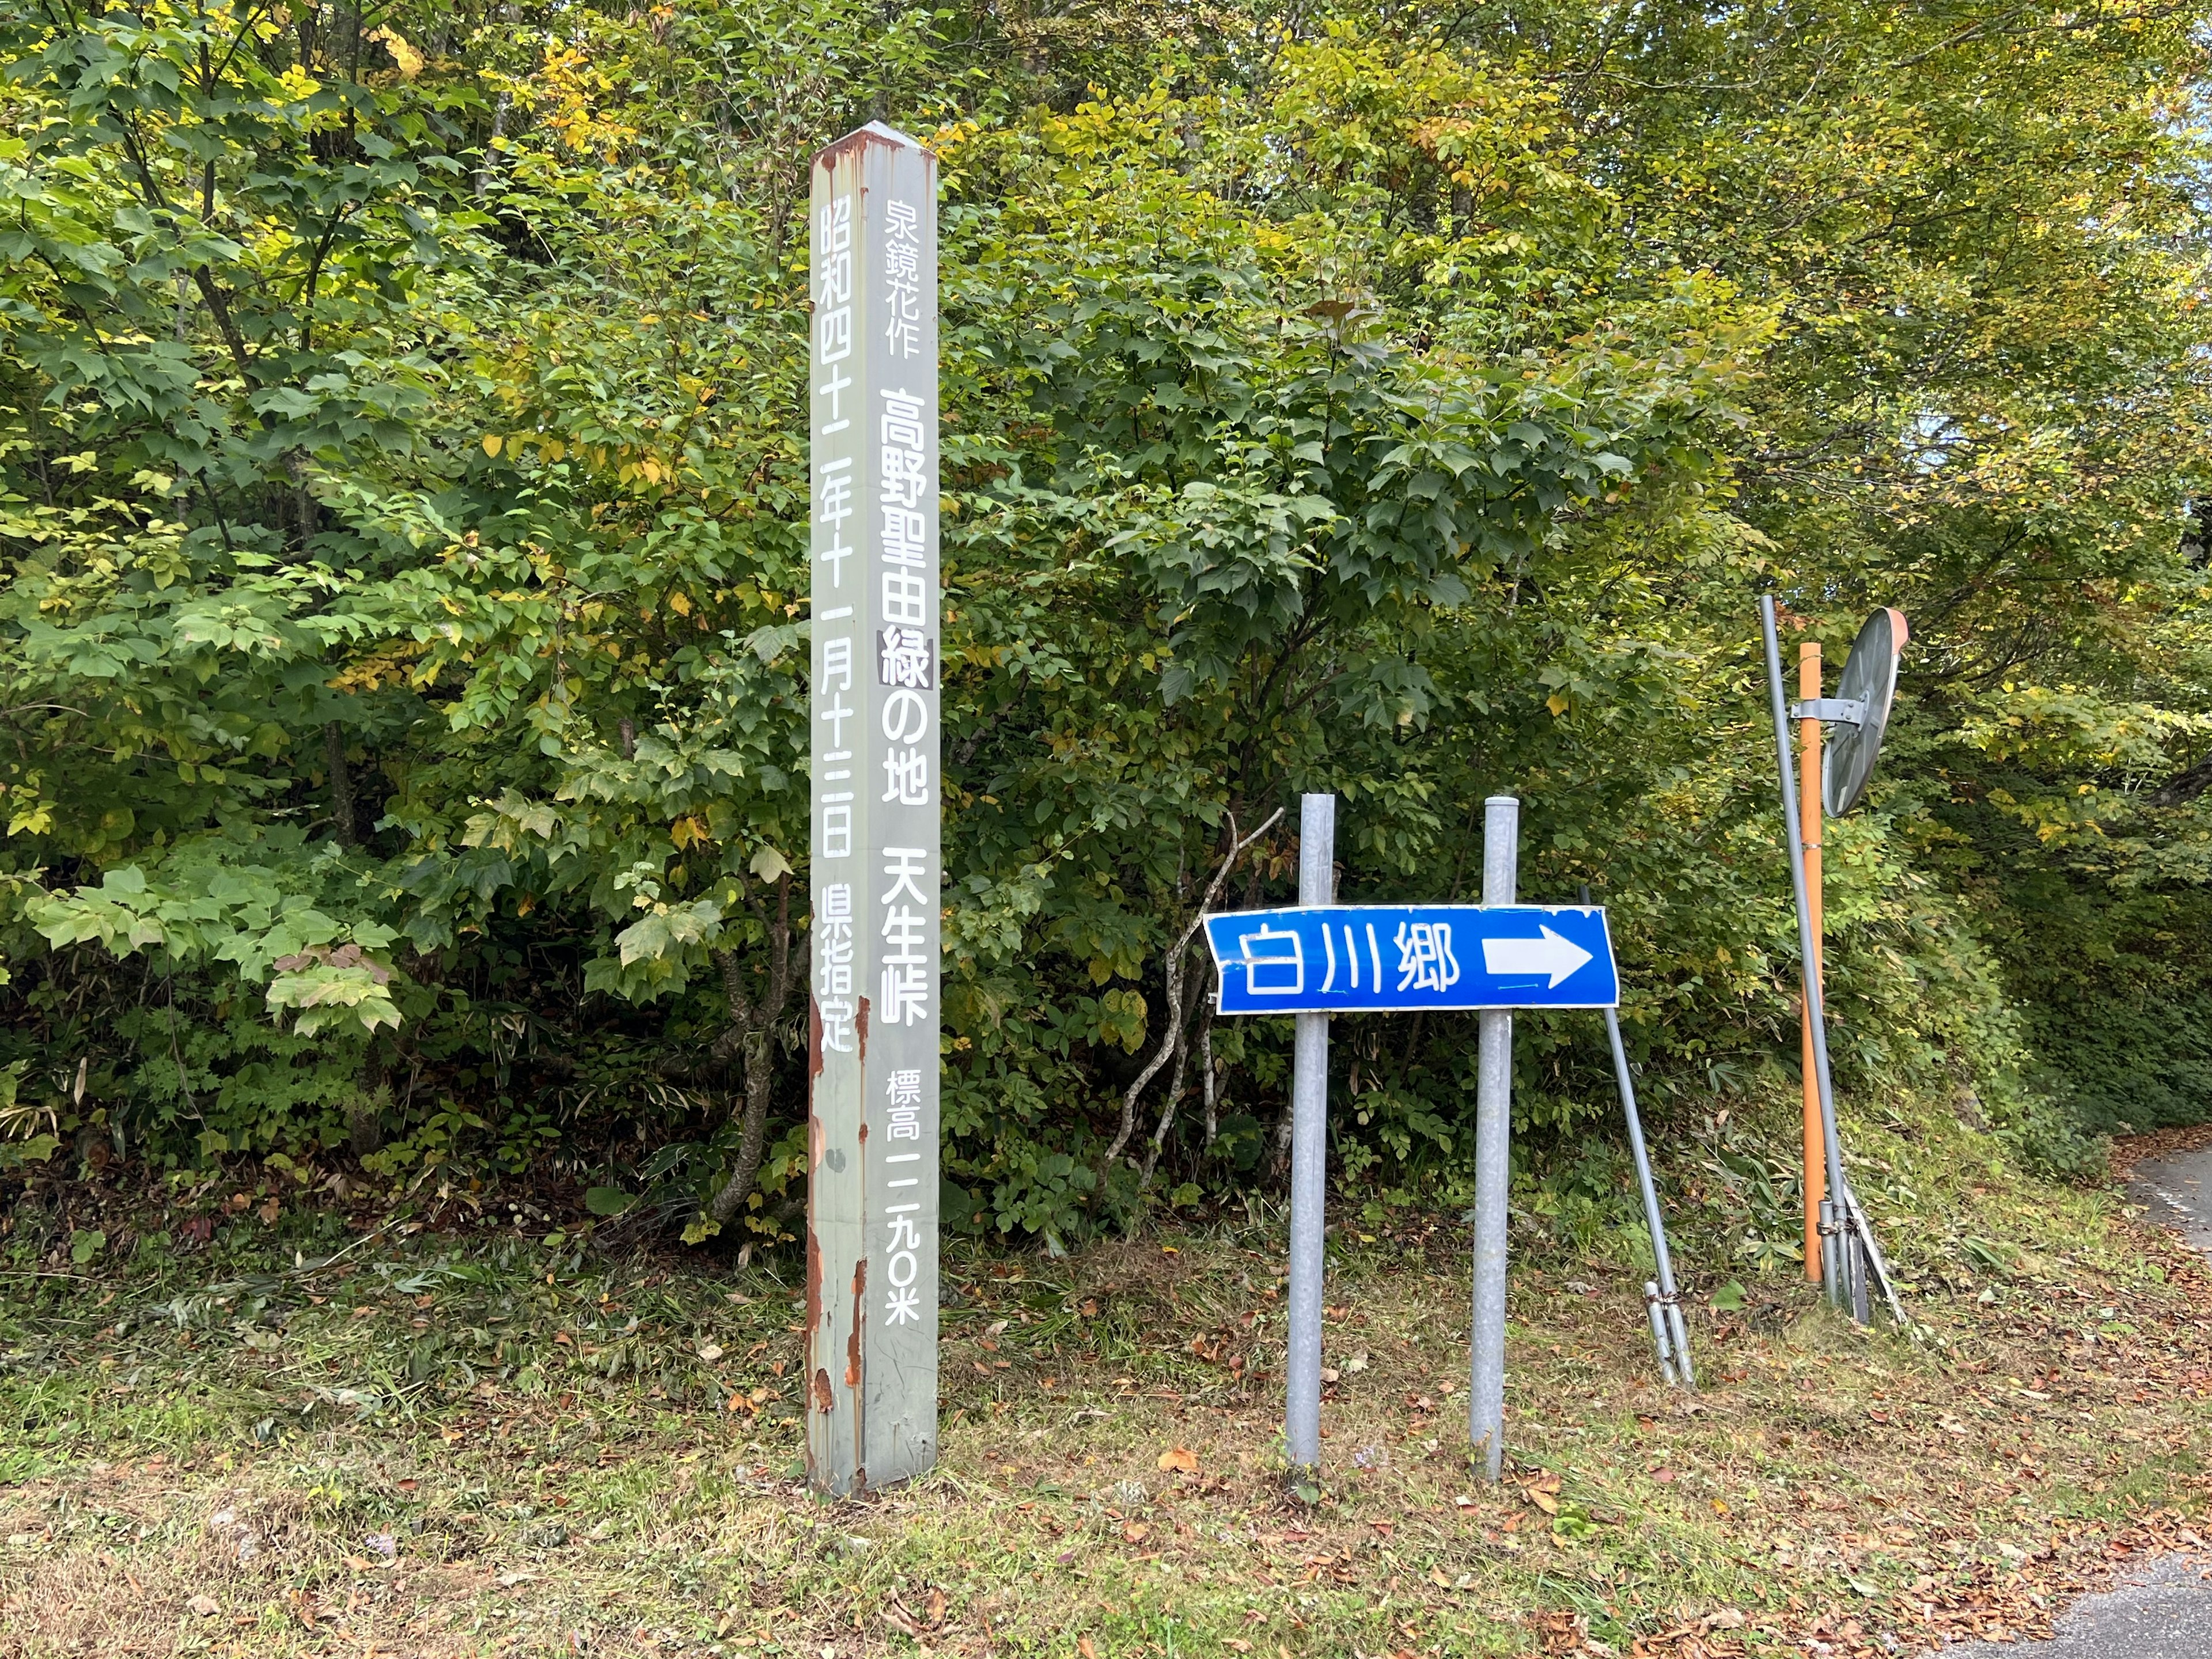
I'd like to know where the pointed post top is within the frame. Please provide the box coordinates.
[815,122,926,166]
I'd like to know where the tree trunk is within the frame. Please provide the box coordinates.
[709,1020,776,1227]
[704,873,803,1228]
[350,1049,387,1156]
[325,722,358,847]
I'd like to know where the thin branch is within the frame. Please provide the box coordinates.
[1097,806,1284,1174]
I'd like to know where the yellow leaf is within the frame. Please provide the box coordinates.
[1546,692,1569,716]
[368,24,423,77]
[669,590,692,616]
[482,434,502,457]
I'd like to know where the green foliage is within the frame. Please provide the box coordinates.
[2,0,2209,1236]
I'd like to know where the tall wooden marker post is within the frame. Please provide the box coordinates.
[806,123,940,1496]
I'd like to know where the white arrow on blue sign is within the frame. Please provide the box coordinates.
[1203,905,1619,1015]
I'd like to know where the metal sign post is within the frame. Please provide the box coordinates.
[1760,599,1912,1328]
[1469,797,1517,1480]
[1760,597,1851,1313]
[1283,793,1334,1479]
[806,123,940,1495]
[1580,885,1695,1391]
[1203,807,1643,1478]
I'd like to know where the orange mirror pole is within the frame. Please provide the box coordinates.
[1798,639,1825,1284]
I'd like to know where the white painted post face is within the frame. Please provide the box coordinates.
[806,122,939,1496]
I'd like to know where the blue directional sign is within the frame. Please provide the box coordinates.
[1203,905,1618,1015]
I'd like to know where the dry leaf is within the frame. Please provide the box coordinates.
[1121,1521,1150,1544]
[186,1596,219,1618]
[882,1603,924,1639]
[1527,1490,1559,1515]
[1080,1639,1099,1659]
[1157,1445,1199,1474]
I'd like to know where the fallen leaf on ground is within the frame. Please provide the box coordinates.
[1157,1445,1199,1474]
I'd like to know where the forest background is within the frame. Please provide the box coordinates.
[3,0,2210,1269]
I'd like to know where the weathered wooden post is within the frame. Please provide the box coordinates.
[806,122,940,1495]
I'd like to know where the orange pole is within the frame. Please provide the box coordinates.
[1798,641,1825,1283]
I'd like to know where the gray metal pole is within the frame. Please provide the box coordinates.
[1820,1198,1841,1296]
[1283,792,1334,1479]
[1664,1289,1694,1387]
[1469,796,1517,1479]
[1605,1004,1696,1391]
[1758,597,1853,1315]
[1643,1281,1677,1387]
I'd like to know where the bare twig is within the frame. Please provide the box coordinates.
[1097,806,1284,1176]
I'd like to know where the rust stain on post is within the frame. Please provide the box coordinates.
[847,1258,866,1388]
[804,1189,824,1336]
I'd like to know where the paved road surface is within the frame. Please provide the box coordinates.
[2127,1142,2212,1260]
[1930,1145,2212,1656]
[1936,1555,2212,1657]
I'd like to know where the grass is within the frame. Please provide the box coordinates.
[4,1112,2212,1658]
